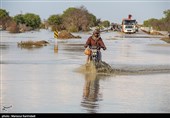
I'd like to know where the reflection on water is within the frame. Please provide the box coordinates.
[0,44,9,49]
[81,74,104,113]
[54,40,58,53]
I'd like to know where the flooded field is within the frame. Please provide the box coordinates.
[1,29,170,113]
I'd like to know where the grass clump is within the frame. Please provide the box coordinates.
[17,40,49,48]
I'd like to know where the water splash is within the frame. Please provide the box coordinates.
[76,61,170,75]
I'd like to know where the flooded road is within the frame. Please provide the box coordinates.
[1,29,170,113]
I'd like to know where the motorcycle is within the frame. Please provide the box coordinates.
[85,46,109,73]
[90,46,101,64]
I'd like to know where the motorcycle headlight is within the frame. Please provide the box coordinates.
[93,52,97,55]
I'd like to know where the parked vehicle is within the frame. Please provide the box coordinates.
[122,15,137,34]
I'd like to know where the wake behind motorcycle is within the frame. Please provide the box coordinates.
[84,46,113,73]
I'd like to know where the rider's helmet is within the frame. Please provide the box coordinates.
[93,29,100,38]
[93,29,100,35]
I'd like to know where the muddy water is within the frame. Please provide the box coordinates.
[1,29,170,113]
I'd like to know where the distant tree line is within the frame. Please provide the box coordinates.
[143,9,170,32]
[14,13,41,29]
[47,6,110,32]
[0,9,41,33]
[0,6,110,33]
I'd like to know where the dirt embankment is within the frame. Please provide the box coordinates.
[140,28,170,43]
[141,28,163,35]
[161,37,170,43]
[58,30,81,39]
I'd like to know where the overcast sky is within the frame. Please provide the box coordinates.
[1,0,170,24]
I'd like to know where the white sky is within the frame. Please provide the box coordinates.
[1,0,170,24]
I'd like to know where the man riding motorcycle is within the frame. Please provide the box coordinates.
[84,29,107,63]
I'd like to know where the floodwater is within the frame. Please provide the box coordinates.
[1,29,170,113]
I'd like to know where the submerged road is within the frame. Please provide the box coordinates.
[1,29,170,113]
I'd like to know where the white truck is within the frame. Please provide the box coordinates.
[121,15,138,34]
